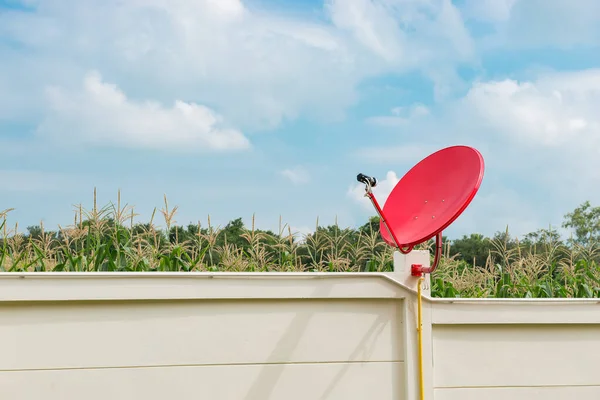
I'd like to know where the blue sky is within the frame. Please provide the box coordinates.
[2,0,600,240]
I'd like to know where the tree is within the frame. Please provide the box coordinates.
[562,201,600,246]
[449,233,492,267]
[216,217,247,249]
[26,225,44,239]
[358,216,380,236]
[522,227,562,247]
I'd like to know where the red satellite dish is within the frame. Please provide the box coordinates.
[357,145,484,276]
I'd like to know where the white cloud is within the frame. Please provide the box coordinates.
[0,0,476,131]
[348,170,399,211]
[326,0,405,63]
[461,0,518,22]
[327,0,475,68]
[366,103,430,127]
[36,71,250,152]
[461,70,600,149]
[455,69,600,209]
[280,166,310,185]
[461,0,600,49]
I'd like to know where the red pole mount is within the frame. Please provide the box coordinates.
[411,264,423,277]
[410,232,443,277]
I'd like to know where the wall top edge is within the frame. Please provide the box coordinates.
[0,272,598,304]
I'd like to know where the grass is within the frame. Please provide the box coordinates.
[2,190,600,298]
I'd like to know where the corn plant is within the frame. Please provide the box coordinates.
[2,191,600,299]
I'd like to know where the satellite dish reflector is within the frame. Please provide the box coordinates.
[357,145,484,276]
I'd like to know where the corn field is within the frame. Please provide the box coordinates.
[2,190,600,298]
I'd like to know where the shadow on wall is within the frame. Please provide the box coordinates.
[243,284,399,399]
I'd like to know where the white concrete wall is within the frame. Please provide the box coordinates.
[392,250,600,400]
[0,258,599,400]
[0,273,409,400]
[429,299,600,400]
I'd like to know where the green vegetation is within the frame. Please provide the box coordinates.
[2,191,600,298]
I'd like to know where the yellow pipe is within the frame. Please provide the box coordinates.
[417,276,425,400]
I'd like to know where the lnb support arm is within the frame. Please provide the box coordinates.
[356,173,412,254]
